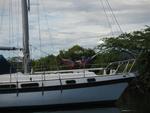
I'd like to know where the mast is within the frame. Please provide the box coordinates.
[21,0,30,74]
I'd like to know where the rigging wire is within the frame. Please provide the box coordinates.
[8,0,12,58]
[37,0,42,57]
[0,0,10,46]
[105,0,123,34]
[8,0,13,71]
[12,0,18,59]
[41,0,60,71]
[16,0,20,48]
[37,0,47,71]
[98,0,114,36]
[102,0,117,33]
[16,0,21,71]
[30,45,50,56]
[0,0,6,34]
[7,0,21,68]
[11,0,14,46]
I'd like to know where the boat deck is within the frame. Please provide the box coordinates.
[0,70,135,84]
[0,59,136,89]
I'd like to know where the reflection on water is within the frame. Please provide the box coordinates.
[29,108,120,113]
[8,107,138,113]
[118,87,150,113]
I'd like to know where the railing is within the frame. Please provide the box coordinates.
[9,59,136,77]
[1,59,136,83]
[32,59,136,75]
[104,59,136,75]
[0,59,136,92]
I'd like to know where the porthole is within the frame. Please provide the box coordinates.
[66,80,76,85]
[0,84,16,89]
[21,83,39,88]
[87,78,96,83]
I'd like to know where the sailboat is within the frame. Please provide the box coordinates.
[0,0,136,110]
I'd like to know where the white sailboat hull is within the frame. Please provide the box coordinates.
[0,82,128,109]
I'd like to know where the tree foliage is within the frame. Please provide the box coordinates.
[58,45,95,60]
[99,26,150,54]
[98,26,150,89]
[31,27,150,89]
[32,45,95,70]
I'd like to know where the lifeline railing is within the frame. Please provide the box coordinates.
[33,59,136,75]
[10,58,136,76]
[1,59,136,82]
[104,59,136,75]
[0,59,136,91]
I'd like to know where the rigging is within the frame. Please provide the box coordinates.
[98,0,124,36]
[0,0,6,34]
[105,0,123,34]
[98,0,114,36]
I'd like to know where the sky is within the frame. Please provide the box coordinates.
[0,0,150,59]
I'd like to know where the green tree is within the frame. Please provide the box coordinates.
[97,26,150,89]
[58,45,95,61]
[32,54,58,71]
[32,45,96,70]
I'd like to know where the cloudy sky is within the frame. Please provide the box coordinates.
[0,0,150,59]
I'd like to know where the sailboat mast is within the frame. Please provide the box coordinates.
[21,0,30,74]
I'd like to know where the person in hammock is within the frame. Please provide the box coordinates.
[75,56,92,68]
[61,58,75,69]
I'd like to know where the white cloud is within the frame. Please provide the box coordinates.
[0,0,150,58]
